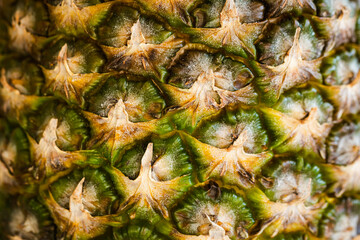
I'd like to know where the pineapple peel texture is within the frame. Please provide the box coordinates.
[1,0,360,239]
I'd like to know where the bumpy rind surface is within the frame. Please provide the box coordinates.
[0,0,360,239]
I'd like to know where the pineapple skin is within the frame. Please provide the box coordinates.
[0,0,360,239]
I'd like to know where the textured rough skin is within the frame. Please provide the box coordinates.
[0,0,360,239]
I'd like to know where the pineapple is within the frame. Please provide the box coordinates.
[1,0,360,239]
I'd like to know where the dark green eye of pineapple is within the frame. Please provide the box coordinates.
[0,0,360,239]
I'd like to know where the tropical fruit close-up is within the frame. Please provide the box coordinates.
[1,0,360,239]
